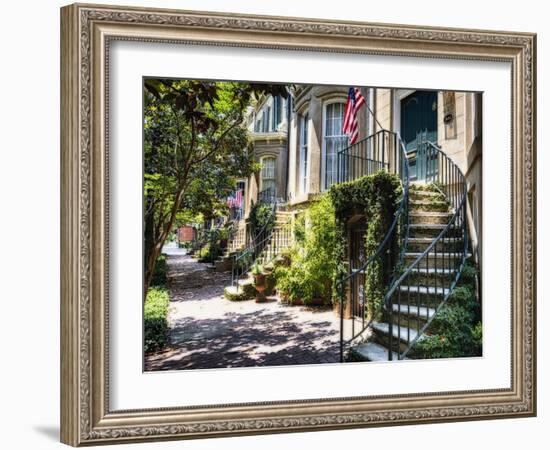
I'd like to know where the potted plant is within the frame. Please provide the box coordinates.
[251,264,267,302]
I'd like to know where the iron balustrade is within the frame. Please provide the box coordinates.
[337,130,397,184]
[338,130,410,362]
[384,141,468,360]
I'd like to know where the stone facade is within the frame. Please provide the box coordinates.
[239,86,482,265]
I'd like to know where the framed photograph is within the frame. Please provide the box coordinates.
[60,3,536,446]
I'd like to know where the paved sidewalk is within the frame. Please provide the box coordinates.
[145,254,345,371]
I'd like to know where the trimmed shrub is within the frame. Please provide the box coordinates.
[144,287,170,353]
[150,254,167,287]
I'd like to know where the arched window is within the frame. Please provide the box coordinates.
[260,156,276,200]
[323,102,348,190]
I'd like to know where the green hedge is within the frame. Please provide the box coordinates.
[144,287,170,353]
[150,254,167,287]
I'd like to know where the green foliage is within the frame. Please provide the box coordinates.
[197,241,221,263]
[415,262,482,359]
[472,321,483,355]
[330,171,402,318]
[150,255,167,287]
[265,272,277,296]
[248,202,275,236]
[143,79,286,293]
[144,287,170,353]
[251,264,263,275]
[275,195,340,305]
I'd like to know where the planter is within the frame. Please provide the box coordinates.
[254,273,267,303]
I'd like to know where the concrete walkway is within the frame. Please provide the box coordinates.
[145,254,346,371]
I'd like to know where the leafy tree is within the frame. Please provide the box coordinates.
[143,79,287,296]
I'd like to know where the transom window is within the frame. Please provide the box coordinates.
[299,113,309,194]
[323,102,348,190]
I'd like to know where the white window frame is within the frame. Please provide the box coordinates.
[321,100,348,191]
[260,156,277,195]
[298,112,310,194]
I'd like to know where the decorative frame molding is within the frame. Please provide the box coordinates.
[60,3,536,446]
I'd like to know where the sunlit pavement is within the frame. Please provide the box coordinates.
[145,254,348,371]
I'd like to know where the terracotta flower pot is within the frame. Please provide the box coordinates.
[254,273,267,302]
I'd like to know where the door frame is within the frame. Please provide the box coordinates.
[392,89,415,138]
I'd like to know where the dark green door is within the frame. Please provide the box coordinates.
[400,91,438,180]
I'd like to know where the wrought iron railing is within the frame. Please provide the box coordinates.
[231,200,277,291]
[407,130,438,181]
[258,186,277,205]
[338,130,410,361]
[337,130,397,184]
[384,141,468,360]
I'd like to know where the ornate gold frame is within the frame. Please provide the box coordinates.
[60,3,536,446]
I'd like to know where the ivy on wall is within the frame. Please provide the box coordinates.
[330,171,402,319]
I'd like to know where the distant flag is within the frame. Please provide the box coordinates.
[226,194,235,208]
[343,87,366,145]
[234,189,243,208]
[226,189,243,209]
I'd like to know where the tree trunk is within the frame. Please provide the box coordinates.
[143,188,186,299]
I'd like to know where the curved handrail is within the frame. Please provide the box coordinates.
[338,130,410,361]
[384,139,468,360]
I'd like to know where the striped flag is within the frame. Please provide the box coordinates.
[234,189,243,208]
[226,194,235,208]
[226,189,243,208]
[343,87,366,145]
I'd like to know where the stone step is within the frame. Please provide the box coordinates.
[393,286,449,312]
[391,304,436,318]
[408,223,462,238]
[398,285,450,297]
[372,322,418,353]
[404,252,465,269]
[407,237,463,253]
[409,211,453,225]
[409,190,445,202]
[388,304,435,330]
[406,267,456,286]
[350,341,403,362]
[410,199,449,213]
[237,277,254,287]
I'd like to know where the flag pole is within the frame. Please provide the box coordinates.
[359,87,385,132]
[364,102,385,132]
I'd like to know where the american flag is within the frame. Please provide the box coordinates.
[226,189,243,208]
[234,189,243,208]
[342,87,366,145]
